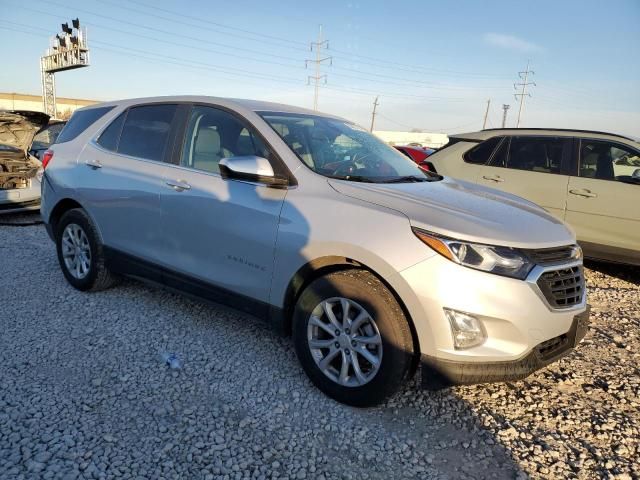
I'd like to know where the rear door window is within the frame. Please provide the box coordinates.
[117,104,177,162]
[55,106,115,144]
[463,136,503,164]
[503,136,569,174]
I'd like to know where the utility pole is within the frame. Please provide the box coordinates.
[482,99,491,129]
[501,104,510,128]
[514,60,535,128]
[370,96,379,132]
[306,25,332,111]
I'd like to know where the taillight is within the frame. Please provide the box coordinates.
[42,150,54,169]
[418,162,431,172]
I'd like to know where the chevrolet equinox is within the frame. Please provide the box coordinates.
[41,97,590,406]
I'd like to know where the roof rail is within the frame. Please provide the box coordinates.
[480,127,636,142]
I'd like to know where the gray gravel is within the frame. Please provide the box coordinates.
[1,212,638,479]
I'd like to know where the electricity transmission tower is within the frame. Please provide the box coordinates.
[306,25,332,111]
[514,61,535,128]
[370,96,379,132]
[501,104,510,128]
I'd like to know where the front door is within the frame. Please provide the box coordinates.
[566,138,640,263]
[159,104,287,304]
[475,136,572,221]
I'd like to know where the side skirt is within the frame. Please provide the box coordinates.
[103,247,286,330]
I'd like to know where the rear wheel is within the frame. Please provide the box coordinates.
[55,208,119,291]
[293,269,414,406]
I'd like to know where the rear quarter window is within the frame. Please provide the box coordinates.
[55,106,115,144]
[463,136,503,164]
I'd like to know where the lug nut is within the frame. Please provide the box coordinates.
[351,340,357,347]
[334,330,340,336]
[334,342,340,348]
[345,349,350,355]
[345,328,350,335]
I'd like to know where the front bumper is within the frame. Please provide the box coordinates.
[421,307,590,389]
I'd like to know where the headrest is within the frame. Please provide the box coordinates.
[195,128,220,155]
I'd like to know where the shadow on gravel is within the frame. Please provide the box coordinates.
[584,259,640,285]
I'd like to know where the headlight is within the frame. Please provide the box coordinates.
[412,228,534,279]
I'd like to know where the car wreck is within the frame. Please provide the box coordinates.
[0,110,49,213]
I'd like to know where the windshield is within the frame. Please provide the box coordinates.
[259,112,435,182]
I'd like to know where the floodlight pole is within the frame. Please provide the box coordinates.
[40,18,90,118]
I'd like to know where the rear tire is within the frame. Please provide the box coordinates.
[293,269,414,407]
[55,208,119,291]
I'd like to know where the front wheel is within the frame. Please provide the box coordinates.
[293,270,414,407]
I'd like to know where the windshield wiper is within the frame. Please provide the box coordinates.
[328,175,377,183]
[380,175,430,183]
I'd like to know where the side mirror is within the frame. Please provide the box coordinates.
[633,168,640,179]
[219,156,289,187]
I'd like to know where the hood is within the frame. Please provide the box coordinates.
[329,177,575,249]
[0,111,50,154]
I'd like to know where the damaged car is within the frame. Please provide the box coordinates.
[0,110,50,213]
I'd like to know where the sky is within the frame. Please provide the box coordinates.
[0,0,639,137]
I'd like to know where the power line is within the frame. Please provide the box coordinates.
[306,25,332,110]
[514,61,535,127]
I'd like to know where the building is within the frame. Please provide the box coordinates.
[0,92,98,119]
[373,130,449,148]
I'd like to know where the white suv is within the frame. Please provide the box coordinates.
[41,97,589,406]
[426,128,640,265]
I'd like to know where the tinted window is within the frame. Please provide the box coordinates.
[32,123,65,150]
[56,106,115,144]
[181,106,272,174]
[506,137,566,174]
[580,139,640,182]
[118,105,177,161]
[490,137,509,167]
[464,136,502,164]
[97,113,126,152]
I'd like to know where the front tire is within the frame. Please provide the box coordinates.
[55,208,119,291]
[293,270,414,407]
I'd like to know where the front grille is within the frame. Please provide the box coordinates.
[527,245,578,265]
[536,266,584,308]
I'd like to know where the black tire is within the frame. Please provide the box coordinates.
[55,208,120,291]
[293,269,414,407]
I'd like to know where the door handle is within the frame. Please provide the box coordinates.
[482,175,504,183]
[166,180,191,191]
[85,159,102,169]
[569,189,597,198]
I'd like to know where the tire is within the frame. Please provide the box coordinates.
[55,208,119,291]
[293,269,414,407]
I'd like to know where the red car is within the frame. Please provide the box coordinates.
[394,145,437,171]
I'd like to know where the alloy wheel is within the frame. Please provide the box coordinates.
[61,223,92,280]
[307,297,383,387]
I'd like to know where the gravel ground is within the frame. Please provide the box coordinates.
[0,212,638,480]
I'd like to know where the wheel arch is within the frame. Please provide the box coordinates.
[48,198,103,243]
[278,255,422,373]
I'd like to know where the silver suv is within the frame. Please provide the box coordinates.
[41,97,589,406]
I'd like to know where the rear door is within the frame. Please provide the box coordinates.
[158,104,287,304]
[475,135,572,220]
[565,138,640,262]
[78,103,179,264]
